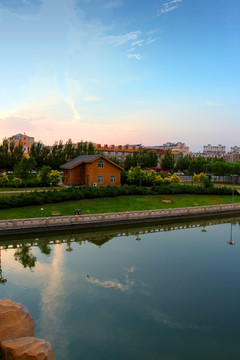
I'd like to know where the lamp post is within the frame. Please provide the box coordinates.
[227,222,235,245]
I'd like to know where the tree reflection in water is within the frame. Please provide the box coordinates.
[14,244,37,269]
[2,216,239,271]
[38,241,51,256]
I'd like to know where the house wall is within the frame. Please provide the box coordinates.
[62,158,121,186]
[84,159,121,186]
[71,164,86,185]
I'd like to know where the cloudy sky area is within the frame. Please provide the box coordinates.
[0,0,239,151]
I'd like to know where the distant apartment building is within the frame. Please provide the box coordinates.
[223,146,240,163]
[162,142,189,161]
[203,144,226,155]
[5,133,35,157]
[94,143,166,165]
[230,146,240,154]
[94,142,189,166]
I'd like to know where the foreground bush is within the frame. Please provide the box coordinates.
[0,184,236,209]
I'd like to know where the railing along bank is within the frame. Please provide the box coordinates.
[1,204,240,233]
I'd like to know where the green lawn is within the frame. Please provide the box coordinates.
[0,194,239,220]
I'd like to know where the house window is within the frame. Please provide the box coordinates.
[98,160,104,168]
[110,176,116,183]
[98,176,103,183]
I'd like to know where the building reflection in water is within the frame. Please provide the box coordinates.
[1,216,240,271]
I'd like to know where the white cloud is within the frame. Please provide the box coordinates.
[127,54,143,60]
[84,95,102,102]
[103,1,122,9]
[206,101,223,107]
[158,0,182,15]
[148,308,202,330]
[103,31,141,46]
[131,39,144,47]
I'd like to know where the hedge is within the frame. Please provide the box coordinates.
[0,184,236,209]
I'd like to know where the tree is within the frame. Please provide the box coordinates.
[30,142,50,171]
[64,139,75,161]
[87,142,95,155]
[175,154,190,173]
[9,141,24,170]
[47,141,65,169]
[14,157,36,189]
[169,173,181,183]
[0,175,9,187]
[124,151,139,170]
[37,166,52,186]
[188,156,206,174]
[49,170,61,185]
[146,169,158,185]
[13,177,22,187]
[109,156,122,166]
[127,166,146,185]
[161,149,174,172]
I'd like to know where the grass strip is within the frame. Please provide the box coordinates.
[0,194,238,220]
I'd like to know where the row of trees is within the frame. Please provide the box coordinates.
[0,157,61,188]
[123,149,158,170]
[161,150,240,177]
[2,137,240,178]
[0,139,96,171]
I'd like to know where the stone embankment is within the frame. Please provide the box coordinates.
[0,299,54,359]
[1,204,240,235]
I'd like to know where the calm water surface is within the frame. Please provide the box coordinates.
[1,217,240,360]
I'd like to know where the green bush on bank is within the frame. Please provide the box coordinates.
[0,184,236,209]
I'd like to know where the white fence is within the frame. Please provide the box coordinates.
[1,204,240,232]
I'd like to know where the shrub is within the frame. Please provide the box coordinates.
[169,173,180,183]
[13,177,22,187]
[0,175,9,187]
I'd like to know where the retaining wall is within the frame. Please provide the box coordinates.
[1,204,240,235]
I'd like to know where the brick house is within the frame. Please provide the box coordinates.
[60,154,122,186]
[5,133,35,157]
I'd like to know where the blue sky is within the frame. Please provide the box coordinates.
[0,0,239,151]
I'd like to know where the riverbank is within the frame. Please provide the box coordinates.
[1,203,240,235]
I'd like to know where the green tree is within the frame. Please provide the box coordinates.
[49,169,61,185]
[13,177,22,187]
[169,173,181,183]
[161,149,175,172]
[109,156,122,166]
[127,166,146,185]
[188,156,207,174]
[0,175,9,187]
[87,142,96,155]
[64,139,75,161]
[146,169,158,185]
[14,157,36,189]
[30,142,50,171]
[75,141,88,156]
[175,154,190,173]
[38,166,52,186]
[47,141,65,169]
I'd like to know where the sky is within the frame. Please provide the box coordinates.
[0,0,239,151]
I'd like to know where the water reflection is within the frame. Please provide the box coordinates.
[1,216,240,274]
[2,216,240,360]
[14,244,37,269]
[85,266,136,293]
